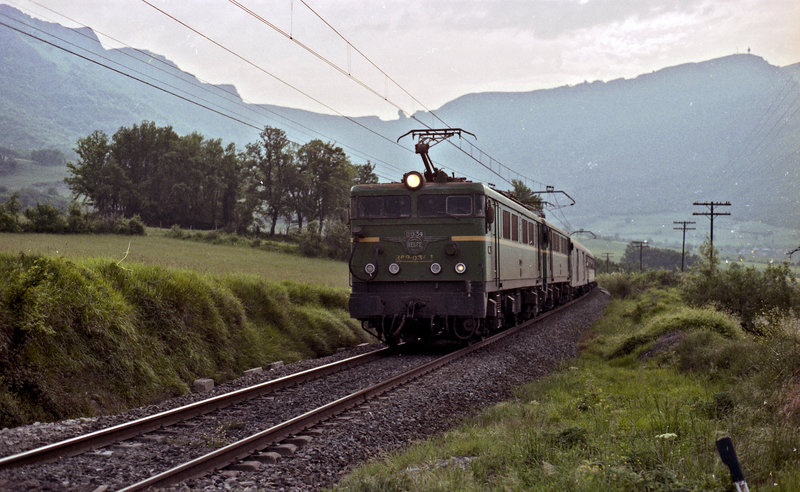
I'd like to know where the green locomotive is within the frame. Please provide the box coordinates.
[349,129,596,345]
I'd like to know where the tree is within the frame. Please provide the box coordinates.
[243,127,295,235]
[297,140,355,236]
[0,193,22,232]
[66,122,245,230]
[110,121,179,221]
[65,130,124,216]
[510,179,542,210]
[354,161,379,184]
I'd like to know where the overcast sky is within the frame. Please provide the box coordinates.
[7,0,800,119]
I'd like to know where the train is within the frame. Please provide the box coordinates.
[348,129,596,345]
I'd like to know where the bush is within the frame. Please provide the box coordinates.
[296,220,350,260]
[0,194,22,232]
[681,262,799,333]
[296,222,325,258]
[0,254,369,427]
[23,202,66,233]
[598,269,681,299]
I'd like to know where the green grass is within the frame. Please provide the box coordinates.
[0,232,348,288]
[0,253,371,427]
[333,283,800,491]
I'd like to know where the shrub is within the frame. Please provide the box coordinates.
[598,269,680,299]
[166,224,185,238]
[0,194,21,232]
[681,262,799,334]
[23,202,66,233]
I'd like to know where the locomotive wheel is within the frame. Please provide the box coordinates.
[452,318,478,340]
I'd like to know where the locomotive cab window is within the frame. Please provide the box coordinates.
[356,195,411,218]
[418,194,473,217]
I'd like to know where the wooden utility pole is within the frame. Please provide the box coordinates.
[631,241,648,272]
[673,221,696,272]
[693,201,731,264]
[601,252,614,273]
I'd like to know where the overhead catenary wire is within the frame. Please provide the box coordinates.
[0,17,266,132]
[297,0,549,190]
[139,0,410,155]
[3,2,403,179]
[229,0,548,190]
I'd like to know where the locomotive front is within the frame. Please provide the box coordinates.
[349,173,490,345]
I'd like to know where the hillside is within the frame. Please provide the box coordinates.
[1,4,798,238]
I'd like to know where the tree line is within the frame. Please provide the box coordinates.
[65,121,377,234]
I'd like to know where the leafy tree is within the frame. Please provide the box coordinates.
[65,130,123,216]
[110,121,179,221]
[244,127,295,235]
[23,202,66,233]
[66,122,244,230]
[297,140,355,236]
[0,193,22,232]
[354,161,379,184]
[510,179,542,210]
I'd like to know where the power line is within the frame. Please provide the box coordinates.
[139,0,410,155]
[230,0,548,190]
[0,17,264,131]
[6,2,406,179]
[693,201,731,264]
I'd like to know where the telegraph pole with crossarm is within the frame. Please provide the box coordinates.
[631,241,649,272]
[693,201,731,265]
[673,221,696,272]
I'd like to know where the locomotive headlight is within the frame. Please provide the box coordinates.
[364,263,376,275]
[402,171,423,190]
[430,262,442,274]
[388,263,401,275]
[454,262,467,274]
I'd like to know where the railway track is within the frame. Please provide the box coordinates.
[0,290,603,490]
[126,292,592,490]
[0,347,389,468]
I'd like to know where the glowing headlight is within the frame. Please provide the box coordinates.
[430,262,442,274]
[402,171,423,190]
[455,262,467,274]
[364,263,376,275]
[388,263,401,275]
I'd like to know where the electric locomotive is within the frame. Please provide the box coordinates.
[349,129,595,345]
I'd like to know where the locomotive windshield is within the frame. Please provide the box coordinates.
[355,195,411,218]
[418,194,472,217]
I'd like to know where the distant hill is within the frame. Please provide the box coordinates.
[1,4,798,237]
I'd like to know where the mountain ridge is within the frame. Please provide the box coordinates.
[1,4,798,235]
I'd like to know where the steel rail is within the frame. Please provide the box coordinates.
[0,348,388,469]
[120,290,596,490]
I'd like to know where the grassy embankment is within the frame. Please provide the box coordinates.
[335,271,800,491]
[0,232,369,428]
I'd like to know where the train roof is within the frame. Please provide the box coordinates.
[350,179,589,255]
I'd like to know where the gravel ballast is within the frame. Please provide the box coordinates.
[0,289,608,491]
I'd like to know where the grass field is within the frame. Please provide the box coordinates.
[0,232,350,288]
[335,277,800,491]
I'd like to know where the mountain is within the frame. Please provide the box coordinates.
[1,4,798,238]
